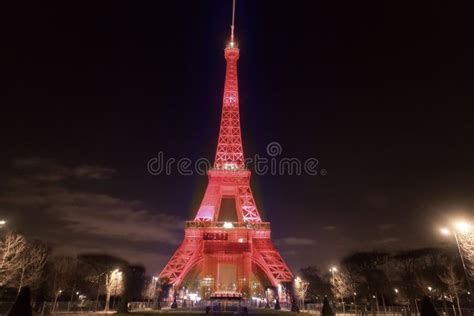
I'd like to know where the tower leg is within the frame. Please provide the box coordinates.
[159,231,203,287]
[252,238,293,286]
[242,253,252,298]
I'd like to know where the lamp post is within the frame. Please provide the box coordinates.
[372,295,380,312]
[329,267,345,313]
[105,269,122,313]
[112,271,122,309]
[148,276,158,305]
[52,289,62,313]
[294,276,308,311]
[440,222,473,292]
[0,220,7,236]
[151,276,159,308]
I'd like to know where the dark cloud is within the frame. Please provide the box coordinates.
[377,224,393,231]
[276,237,316,246]
[72,165,116,180]
[0,158,183,275]
[281,249,300,256]
[372,237,400,246]
[11,157,116,182]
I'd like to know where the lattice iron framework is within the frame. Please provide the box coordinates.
[214,47,244,170]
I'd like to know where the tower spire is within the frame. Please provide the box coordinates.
[214,0,243,170]
[230,0,236,43]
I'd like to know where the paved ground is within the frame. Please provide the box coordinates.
[110,310,304,316]
[47,308,307,316]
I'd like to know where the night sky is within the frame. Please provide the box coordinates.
[1,1,473,275]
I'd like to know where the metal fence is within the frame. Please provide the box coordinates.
[38,301,104,315]
[303,304,415,316]
[2,300,474,315]
[302,304,474,316]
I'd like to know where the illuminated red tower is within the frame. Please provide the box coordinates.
[159,6,292,298]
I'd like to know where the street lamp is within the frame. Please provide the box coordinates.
[152,276,160,306]
[454,221,471,234]
[294,276,308,311]
[329,266,345,313]
[148,276,159,305]
[329,267,337,282]
[113,271,122,309]
[52,289,62,313]
[329,267,337,292]
[440,228,450,236]
[105,269,122,313]
[440,223,473,292]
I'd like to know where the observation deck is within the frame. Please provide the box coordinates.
[185,221,270,230]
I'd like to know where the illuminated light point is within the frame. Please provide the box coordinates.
[394,288,399,294]
[440,227,451,236]
[427,286,432,292]
[223,222,234,229]
[329,267,337,272]
[454,220,471,234]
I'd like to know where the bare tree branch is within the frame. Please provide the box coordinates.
[0,232,26,286]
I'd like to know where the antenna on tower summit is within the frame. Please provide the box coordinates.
[230,0,236,45]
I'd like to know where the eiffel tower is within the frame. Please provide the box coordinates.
[159,3,292,299]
